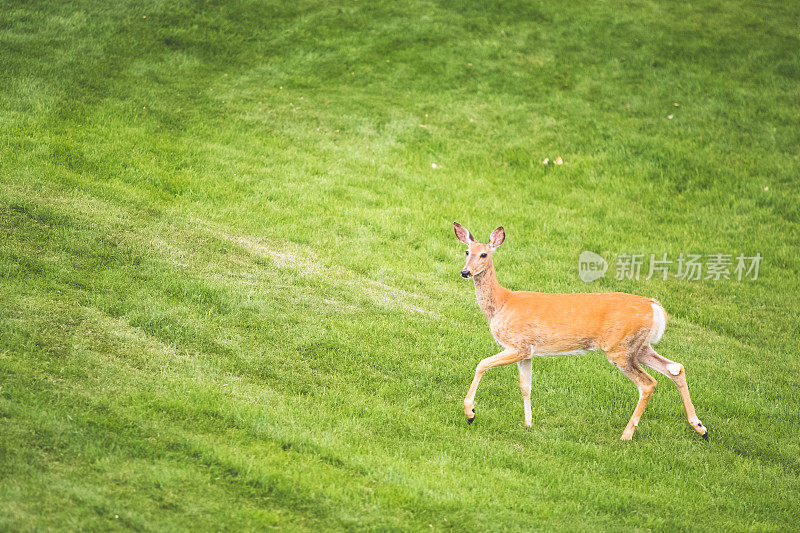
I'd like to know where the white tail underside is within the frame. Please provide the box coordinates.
[649,302,667,344]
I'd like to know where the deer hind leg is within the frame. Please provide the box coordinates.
[640,346,708,439]
[464,348,524,425]
[517,358,533,427]
[607,348,657,440]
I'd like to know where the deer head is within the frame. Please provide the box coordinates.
[454,222,505,278]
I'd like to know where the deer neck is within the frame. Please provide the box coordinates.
[473,264,507,319]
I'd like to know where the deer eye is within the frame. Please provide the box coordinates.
[480,253,488,258]
[465,251,469,256]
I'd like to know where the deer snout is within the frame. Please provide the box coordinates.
[461,269,472,278]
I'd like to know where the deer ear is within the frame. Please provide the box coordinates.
[453,222,475,245]
[489,226,505,249]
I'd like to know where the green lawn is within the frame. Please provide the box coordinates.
[1,0,799,530]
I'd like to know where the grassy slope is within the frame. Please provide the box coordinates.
[1,0,799,530]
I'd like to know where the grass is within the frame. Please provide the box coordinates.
[1,0,799,530]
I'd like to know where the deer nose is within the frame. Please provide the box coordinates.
[461,270,471,278]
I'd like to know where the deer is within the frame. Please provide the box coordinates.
[453,222,708,441]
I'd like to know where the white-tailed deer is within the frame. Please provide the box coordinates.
[454,222,708,440]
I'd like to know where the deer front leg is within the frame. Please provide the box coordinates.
[517,358,533,427]
[464,348,523,424]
